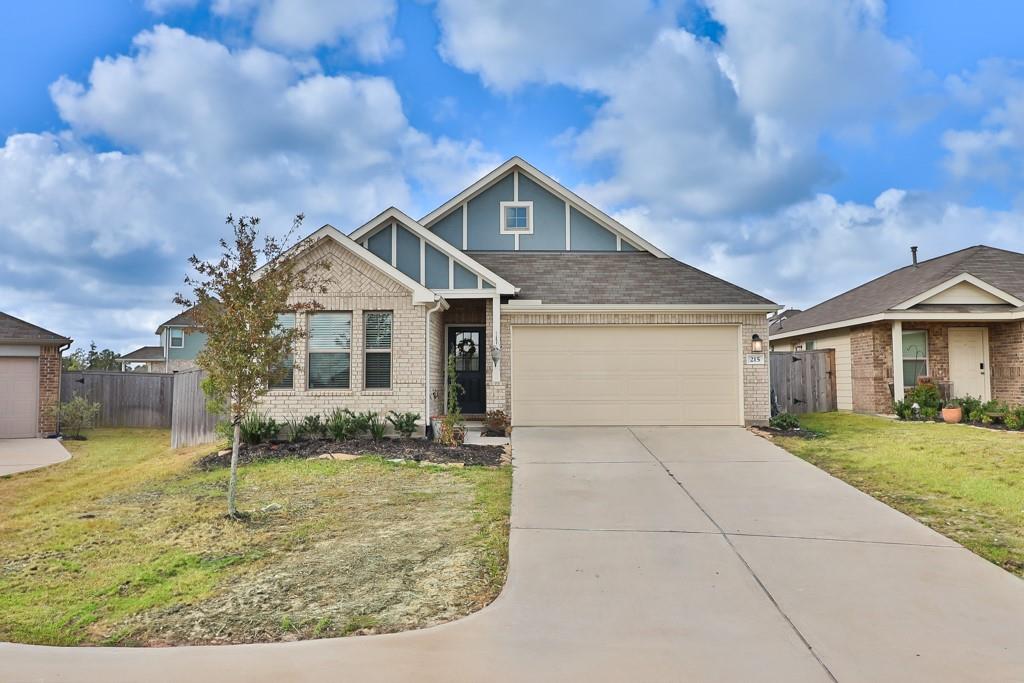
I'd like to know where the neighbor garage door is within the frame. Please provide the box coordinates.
[0,357,39,438]
[511,325,741,426]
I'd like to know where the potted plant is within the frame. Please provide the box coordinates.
[942,398,963,424]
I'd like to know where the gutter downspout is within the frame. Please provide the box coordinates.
[424,297,446,439]
[56,340,73,437]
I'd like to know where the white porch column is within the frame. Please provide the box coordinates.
[891,320,904,401]
[492,293,501,377]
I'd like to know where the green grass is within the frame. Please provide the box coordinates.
[0,429,511,646]
[775,413,1024,576]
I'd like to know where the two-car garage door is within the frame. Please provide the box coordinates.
[511,325,741,426]
[0,357,39,438]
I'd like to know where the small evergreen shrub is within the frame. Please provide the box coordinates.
[325,408,356,441]
[239,412,279,445]
[300,414,326,438]
[367,412,387,441]
[387,411,420,438]
[769,412,801,430]
[54,396,102,439]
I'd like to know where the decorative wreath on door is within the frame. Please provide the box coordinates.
[456,337,477,357]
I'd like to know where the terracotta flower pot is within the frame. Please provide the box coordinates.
[942,407,962,424]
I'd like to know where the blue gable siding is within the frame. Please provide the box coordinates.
[425,243,449,289]
[621,240,638,251]
[467,173,516,250]
[168,330,207,360]
[432,209,462,248]
[570,207,618,250]
[367,228,392,263]
[517,174,566,251]
[453,262,477,288]
[395,224,420,282]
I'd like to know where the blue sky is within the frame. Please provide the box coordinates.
[2,1,1024,354]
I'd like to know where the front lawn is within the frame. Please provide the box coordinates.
[0,429,511,646]
[774,413,1024,576]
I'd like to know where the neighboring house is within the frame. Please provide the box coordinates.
[768,309,801,336]
[256,157,777,428]
[770,245,1024,413]
[118,307,208,373]
[0,312,71,438]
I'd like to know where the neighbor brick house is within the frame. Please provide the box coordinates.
[248,157,777,428]
[0,312,71,438]
[770,246,1024,413]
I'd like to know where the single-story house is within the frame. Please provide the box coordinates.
[254,157,777,428]
[770,245,1024,412]
[118,306,207,372]
[0,312,72,438]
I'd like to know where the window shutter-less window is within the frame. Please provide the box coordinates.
[308,312,352,389]
[270,312,296,389]
[365,311,392,389]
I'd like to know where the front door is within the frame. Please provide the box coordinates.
[447,327,486,414]
[948,328,990,400]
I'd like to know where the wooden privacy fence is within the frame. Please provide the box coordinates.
[170,369,221,447]
[61,371,174,427]
[770,350,837,415]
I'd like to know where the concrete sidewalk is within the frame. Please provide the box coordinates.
[0,438,70,476]
[3,427,1023,682]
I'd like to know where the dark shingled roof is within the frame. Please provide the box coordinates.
[0,311,71,345]
[468,252,775,306]
[157,306,198,331]
[116,346,164,362]
[780,245,1024,335]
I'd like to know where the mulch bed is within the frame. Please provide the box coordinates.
[196,437,505,470]
[750,426,822,440]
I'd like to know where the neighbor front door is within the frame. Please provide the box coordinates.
[948,328,990,401]
[447,327,486,414]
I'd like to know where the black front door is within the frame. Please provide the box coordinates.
[447,326,486,414]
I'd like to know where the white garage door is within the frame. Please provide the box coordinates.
[512,325,741,426]
[0,357,39,438]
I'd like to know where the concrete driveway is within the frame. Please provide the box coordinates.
[3,427,1024,682]
[0,438,70,476]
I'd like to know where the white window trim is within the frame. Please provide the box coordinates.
[307,311,352,390]
[169,328,185,348]
[499,201,534,235]
[901,329,928,388]
[364,311,393,390]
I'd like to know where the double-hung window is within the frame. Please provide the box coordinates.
[308,312,352,389]
[901,330,928,388]
[364,311,392,389]
[269,312,295,390]
[169,328,184,348]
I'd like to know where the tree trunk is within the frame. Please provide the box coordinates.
[227,421,241,517]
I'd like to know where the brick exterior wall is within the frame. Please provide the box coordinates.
[256,240,430,430]
[849,320,1024,413]
[39,345,62,435]
[493,311,770,425]
[987,321,1024,403]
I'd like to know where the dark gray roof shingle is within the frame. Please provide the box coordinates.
[468,252,775,306]
[116,346,164,361]
[779,245,1024,334]
[0,312,71,345]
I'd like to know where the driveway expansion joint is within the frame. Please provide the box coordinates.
[626,427,840,683]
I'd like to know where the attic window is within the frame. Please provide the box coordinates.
[500,201,533,234]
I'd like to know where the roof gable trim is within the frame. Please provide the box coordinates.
[418,157,670,259]
[892,273,1024,310]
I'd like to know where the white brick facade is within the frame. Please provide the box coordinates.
[257,240,431,426]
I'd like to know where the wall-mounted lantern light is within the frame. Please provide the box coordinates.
[751,334,764,353]
[491,344,502,367]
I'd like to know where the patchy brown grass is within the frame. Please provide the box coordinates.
[0,428,511,646]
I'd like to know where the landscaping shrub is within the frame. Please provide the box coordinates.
[893,400,914,420]
[350,411,375,436]
[366,412,388,441]
[906,383,941,411]
[483,410,510,436]
[769,412,801,430]
[325,408,357,441]
[300,414,326,438]
[921,406,939,420]
[239,412,279,445]
[54,395,102,439]
[958,395,983,420]
[1004,407,1024,430]
[387,411,421,438]
[439,354,465,446]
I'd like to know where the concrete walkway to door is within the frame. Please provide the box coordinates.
[3,427,1024,682]
[0,438,70,476]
